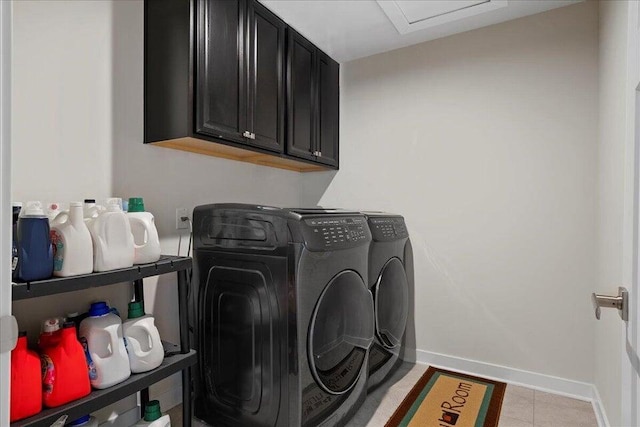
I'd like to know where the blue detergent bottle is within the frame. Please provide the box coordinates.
[18,201,54,281]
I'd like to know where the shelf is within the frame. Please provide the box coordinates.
[11,344,197,427]
[12,255,192,300]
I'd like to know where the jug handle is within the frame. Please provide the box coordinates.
[134,324,153,357]
[51,211,68,225]
[129,216,149,249]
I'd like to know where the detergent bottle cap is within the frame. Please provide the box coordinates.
[69,415,91,426]
[128,301,145,319]
[21,201,45,217]
[42,318,61,333]
[128,197,145,212]
[106,198,123,212]
[88,301,111,317]
[144,400,162,422]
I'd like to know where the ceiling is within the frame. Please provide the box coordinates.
[260,0,582,63]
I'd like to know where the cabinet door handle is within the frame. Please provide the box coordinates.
[243,131,256,140]
[312,151,322,157]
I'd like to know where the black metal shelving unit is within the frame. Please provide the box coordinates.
[11,255,195,427]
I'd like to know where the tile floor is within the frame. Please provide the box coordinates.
[167,363,599,427]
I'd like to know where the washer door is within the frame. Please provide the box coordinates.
[309,270,374,395]
[375,257,409,349]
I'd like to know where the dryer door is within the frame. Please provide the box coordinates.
[375,257,409,349]
[309,270,374,395]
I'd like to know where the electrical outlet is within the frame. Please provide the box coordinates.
[176,208,189,230]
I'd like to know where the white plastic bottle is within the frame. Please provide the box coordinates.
[126,198,161,264]
[79,301,131,389]
[50,202,94,277]
[88,198,135,272]
[133,400,171,427]
[122,301,164,373]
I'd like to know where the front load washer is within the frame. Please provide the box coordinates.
[192,204,374,427]
[363,212,412,391]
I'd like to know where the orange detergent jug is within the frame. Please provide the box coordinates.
[10,332,42,422]
[41,322,91,407]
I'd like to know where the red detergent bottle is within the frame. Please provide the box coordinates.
[41,322,91,408]
[10,331,42,422]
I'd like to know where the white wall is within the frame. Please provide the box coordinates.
[305,1,599,383]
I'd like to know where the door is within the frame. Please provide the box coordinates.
[624,2,640,424]
[0,1,11,424]
[374,258,409,350]
[195,0,247,143]
[246,0,285,153]
[308,270,374,395]
[286,29,316,161]
[196,254,286,427]
[315,50,339,167]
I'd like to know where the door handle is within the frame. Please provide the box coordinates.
[592,287,628,321]
[242,131,256,140]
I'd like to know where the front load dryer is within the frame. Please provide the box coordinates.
[363,212,412,391]
[192,204,375,427]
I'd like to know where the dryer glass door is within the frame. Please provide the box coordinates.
[309,270,374,395]
[375,257,409,349]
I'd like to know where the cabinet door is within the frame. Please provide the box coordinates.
[195,0,247,143]
[246,1,285,153]
[286,29,316,161]
[315,51,339,167]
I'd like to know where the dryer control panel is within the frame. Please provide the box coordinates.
[303,216,371,250]
[369,217,408,242]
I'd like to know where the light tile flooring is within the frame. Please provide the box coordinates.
[168,362,598,427]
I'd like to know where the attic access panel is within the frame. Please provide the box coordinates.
[377,0,508,34]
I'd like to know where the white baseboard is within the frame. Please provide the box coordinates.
[413,348,610,427]
[591,385,611,427]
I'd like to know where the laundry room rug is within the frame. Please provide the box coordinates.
[385,366,506,427]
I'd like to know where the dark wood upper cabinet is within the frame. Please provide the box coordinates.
[195,0,247,144]
[316,50,339,167]
[286,29,316,161]
[247,1,286,152]
[144,0,338,172]
[286,29,339,166]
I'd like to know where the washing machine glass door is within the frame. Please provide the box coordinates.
[375,257,409,349]
[309,270,374,395]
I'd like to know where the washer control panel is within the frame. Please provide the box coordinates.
[303,216,371,250]
[369,217,408,241]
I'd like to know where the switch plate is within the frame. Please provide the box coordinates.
[176,208,189,230]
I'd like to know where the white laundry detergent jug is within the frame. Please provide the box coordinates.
[132,400,171,427]
[126,198,161,264]
[122,301,164,373]
[88,198,134,272]
[50,202,94,277]
[79,301,131,389]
